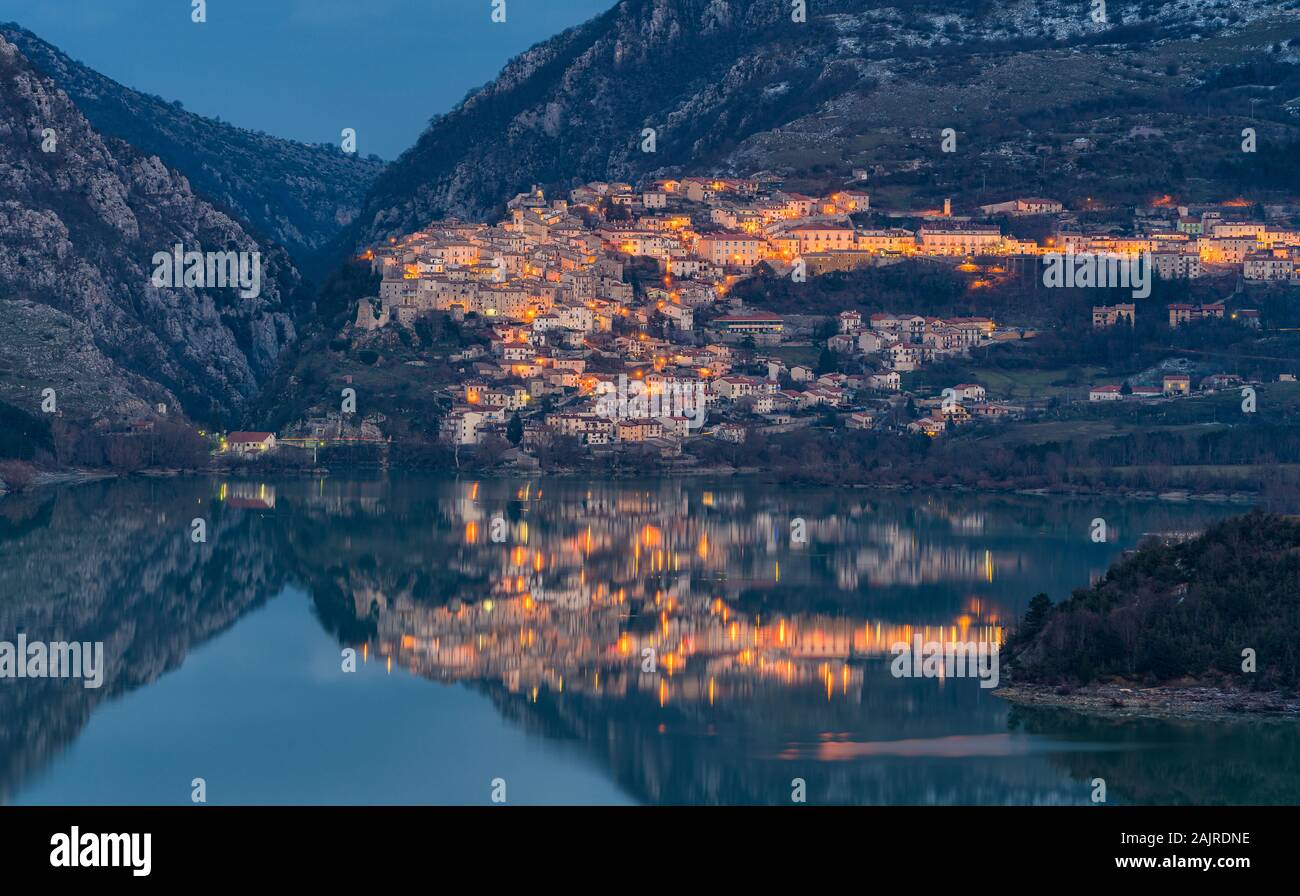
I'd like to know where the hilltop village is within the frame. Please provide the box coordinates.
[192,169,1300,488]
[271,175,1288,464]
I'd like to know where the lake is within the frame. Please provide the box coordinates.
[1,474,1294,805]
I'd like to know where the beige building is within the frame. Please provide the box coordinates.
[225,432,277,455]
[1168,303,1224,328]
[918,224,1002,256]
[1092,303,1135,329]
[1152,251,1201,280]
[784,223,857,255]
[696,232,764,267]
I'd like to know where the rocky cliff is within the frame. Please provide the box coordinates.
[2,23,384,267]
[0,34,303,423]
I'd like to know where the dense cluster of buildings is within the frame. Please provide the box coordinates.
[359,180,1049,449]
[1061,204,1300,282]
[350,180,1296,452]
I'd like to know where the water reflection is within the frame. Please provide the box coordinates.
[2,475,1289,804]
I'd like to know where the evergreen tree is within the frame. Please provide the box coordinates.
[1021,593,1054,640]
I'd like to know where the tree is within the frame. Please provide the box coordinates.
[477,434,511,466]
[0,401,53,460]
[601,197,630,222]
[154,421,210,468]
[1021,593,1054,640]
[535,433,581,468]
[507,412,524,446]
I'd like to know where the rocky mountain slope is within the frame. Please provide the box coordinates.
[2,23,384,267]
[0,33,302,423]
[0,300,161,422]
[353,0,1299,247]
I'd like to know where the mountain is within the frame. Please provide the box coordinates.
[352,0,1299,247]
[0,33,301,423]
[1,22,384,268]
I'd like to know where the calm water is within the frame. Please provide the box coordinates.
[1,475,1295,805]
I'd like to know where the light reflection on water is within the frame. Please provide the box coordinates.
[775,733,1146,761]
[2,474,1294,805]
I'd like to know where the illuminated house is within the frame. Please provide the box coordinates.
[1198,237,1256,265]
[1209,221,1268,240]
[225,432,277,455]
[917,223,1002,256]
[830,190,871,213]
[855,228,916,254]
[696,232,764,268]
[783,223,856,254]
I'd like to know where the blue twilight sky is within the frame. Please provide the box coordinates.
[0,0,619,160]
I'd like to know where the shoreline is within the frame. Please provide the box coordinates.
[995,682,1300,722]
[436,466,1262,505]
[0,460,1265,507]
